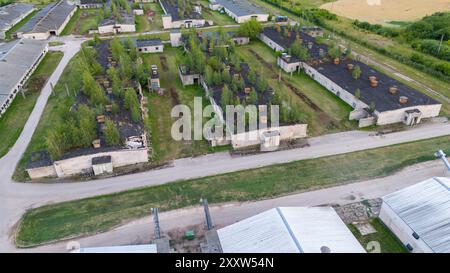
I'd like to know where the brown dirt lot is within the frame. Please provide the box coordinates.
[321,0,450,24]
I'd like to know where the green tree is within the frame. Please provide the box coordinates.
[221,85,233,110]
[76,105,98,147]
[107,67,122,97]
[248,89,258,105]
[82,71,107,105]
[124,88,141,122]
[103,119,121,146]
[352,65,362,80]
[238,19,263,40]
[355,88,361,99]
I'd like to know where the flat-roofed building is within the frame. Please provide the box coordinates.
[210,0,268,23]
[98,12,136,34]
[78,0,105,9]
[15,1,77,40]
[260,26,442,127]
[136,39,164,53]
[217,207,366,253]
[0,3,35,40]
[0,39,48,117]
[380,177,450,253]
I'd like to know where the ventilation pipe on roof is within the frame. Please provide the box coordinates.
[435,150,450,171]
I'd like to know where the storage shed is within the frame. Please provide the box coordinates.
[217,207,366,253]
[379,177,450,253]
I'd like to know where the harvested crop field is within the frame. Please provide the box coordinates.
[321,0,450,24]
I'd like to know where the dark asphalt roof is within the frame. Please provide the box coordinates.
[26,151,53,169]
[136,39,162,47]
[92,155,112,165]
[262,26,441,112]
[80,0,104,4]
[215,0,266,17]
[159,0,203,21]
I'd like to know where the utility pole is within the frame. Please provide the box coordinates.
[152,208,162,240]
[435,150,450,171]
[437,34,445,55]
[201,198,214,230]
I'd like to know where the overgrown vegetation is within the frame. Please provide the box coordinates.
[15,136,449,247]
[0,51,63,158]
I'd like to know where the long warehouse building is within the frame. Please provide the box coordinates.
[0,3,35,40]
[15,0,77,40]
[0,39,48,117]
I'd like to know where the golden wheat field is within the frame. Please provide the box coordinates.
[321,0,450,24]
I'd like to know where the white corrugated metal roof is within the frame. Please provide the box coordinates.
[382,177,450,253]
[217,207,366,253]
[72,244,157,253]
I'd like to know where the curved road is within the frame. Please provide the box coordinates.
[0,37,449,252]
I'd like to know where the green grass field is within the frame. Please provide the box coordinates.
[198,0,238,26]
[15,136,449,247]
[0,51,63,159]
[349,218,408,253]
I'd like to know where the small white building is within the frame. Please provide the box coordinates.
[78,0,104,9]
[136,39,164,53]
[217,207,366,253]
[92,155,113,175]
[98,14,136,34]
[210,0,268,23]
[159,0,208,29]
[379,177,450,253]
[277,53,301,73]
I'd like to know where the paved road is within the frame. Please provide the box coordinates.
[27,160,448,252]
[0,35,449,252]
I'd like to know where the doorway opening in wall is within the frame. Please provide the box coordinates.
[49,30,57,35]
[193,78,199,85]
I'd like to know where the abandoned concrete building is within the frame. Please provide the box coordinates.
[260,26,442,127]
[0,39,48,118]
[379,177,450,253]
[136,39,164,53]
[77,0,105,9]
[15,0,77,40]
[159,0,209,29]
[208,0,269,23]
[216,207,366,253]
[0,3,35,40]
[98,12,136,34]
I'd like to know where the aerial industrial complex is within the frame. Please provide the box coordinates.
[0,0,448,257]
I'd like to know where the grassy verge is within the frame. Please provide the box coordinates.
[61,9,102,35]
[15,136,449,247]
[13,53,82,181]
[0,51,63,159]
[4,9,38,40]
[348,218,408,253]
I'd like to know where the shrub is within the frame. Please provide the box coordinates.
[103,119,121,146]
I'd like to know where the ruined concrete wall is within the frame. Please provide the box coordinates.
[27,165,57,179]
[259,33,285,52]
[231,124,307,149]
[358,116,376,128]
[28,149,148,179]
[375,104,442,126]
